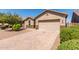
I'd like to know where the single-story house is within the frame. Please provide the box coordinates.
[34,10,67,31]
[23,10,67,31]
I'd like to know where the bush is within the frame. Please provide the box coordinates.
[59,25,79,50]
[60,28,72,43]
[12,24,21,31]
[71,30,79,39]
[58,39,79,50]
[60,27,79,43]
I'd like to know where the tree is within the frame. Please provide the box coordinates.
[6,13,22,25]
[0,12,22,28]
[0,13,8,25]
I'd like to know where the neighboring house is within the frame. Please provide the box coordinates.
[71,10,79,23]
[23,17,34,28]
[34,10,67,31]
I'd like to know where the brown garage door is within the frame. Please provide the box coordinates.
[38,19,60,32]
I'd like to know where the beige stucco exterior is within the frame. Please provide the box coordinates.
[23,10,67,30]
[23,17,34,28]
[33,10,67,32]
[24,18,34,25]
[35,12,66,26]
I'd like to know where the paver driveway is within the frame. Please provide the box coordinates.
[0,29,59,50]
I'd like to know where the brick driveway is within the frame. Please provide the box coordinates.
[0,29,59,50]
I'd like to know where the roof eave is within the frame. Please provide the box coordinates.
[34,10,67,20]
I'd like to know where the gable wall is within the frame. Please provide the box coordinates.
[24,18,34,25]
[35,12,66,26]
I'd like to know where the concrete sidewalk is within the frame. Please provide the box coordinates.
[0,30,60,50]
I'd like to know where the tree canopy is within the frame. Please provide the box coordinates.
[0,13,22,25]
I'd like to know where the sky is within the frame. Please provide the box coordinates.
[0,9,74,22]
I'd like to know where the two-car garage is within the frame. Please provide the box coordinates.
[34,10,67,32]
[38,19,60,32]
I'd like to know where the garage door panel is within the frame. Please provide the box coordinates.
[39,22,60,32]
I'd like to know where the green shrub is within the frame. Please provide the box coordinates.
[60,28,72,43]
[71,30,79,39]
[58,39,79,50]
[12,24,21,31]
[60,27,79,43]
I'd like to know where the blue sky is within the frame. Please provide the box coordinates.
[0,9,73,22]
